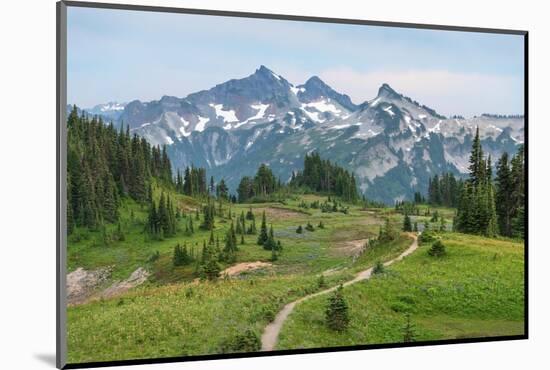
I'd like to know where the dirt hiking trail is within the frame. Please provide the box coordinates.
[260,234,419,351]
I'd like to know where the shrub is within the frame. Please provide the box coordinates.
[148,250,160,263]
[184,287,194,298]
[390,301,411,313]
[296,225,303,234]
[203,260,221,280]
[428,240,446,257]
[403,314,416,343]
[116,222,125,241]
[261,305,277,322]
[305,222,315,232]
[245,208,254,220]
[325,285,349,331]
[397,294,416,305]
[220,329,261,353]
[379,218,398,242]
[372,260,385,275]
[402,214,412,232]
[68,229,88,243]
[419,231,435,245]
[317,274,327,288]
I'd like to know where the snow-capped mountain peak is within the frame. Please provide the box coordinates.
[70,66,524,204]
[83,101,127,120]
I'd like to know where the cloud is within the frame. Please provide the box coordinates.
[319,67,524,117]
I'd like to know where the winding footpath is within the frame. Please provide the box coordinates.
[260,234,419,351]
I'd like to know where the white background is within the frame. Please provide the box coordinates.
[0,0,547,369]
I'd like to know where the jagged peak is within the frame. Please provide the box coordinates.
[304,75,327,87]
[253,65,283,81]
[377,83,400,99]
[299,75,357,111]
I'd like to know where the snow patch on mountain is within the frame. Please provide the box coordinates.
[303,99,342,114]
[369,97,381,107]
[180,117,190,127]
[236,103,270,128]
[99,102,125,111]
[382,105,395,117]
[195,116,210,132]
[290,86,305,95]
[179,126,190,137]
[210,103,238,123]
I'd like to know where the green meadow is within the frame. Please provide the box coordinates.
[277,233,524,350]
[67,191,524,363]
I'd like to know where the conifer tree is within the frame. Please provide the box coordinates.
[223,221,238,262]
[496,152,512,236]
[188,216,194,234]
[325,285,349,331]
[455,126,499,236]
[210,176,215,195]
[173,244,185,266]
[263,224,277,251]
[240,211,246,235]
[257,211,268,245]
[373,260,385,274]
[203,259,220,281]
[289,152,359,202]
[403,214,412,232]
[247,215,257,235]
[67,108,181,232]
[201,201,216,230]
[510,146,525,238]
[246,207,254,220]
[428,240,446,257]
[209,229,215,245]
[403,314,416,343]
[468,127,483,188]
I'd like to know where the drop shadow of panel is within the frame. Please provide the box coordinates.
[34,353,57,367]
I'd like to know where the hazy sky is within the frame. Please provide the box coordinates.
[67,6,525,117]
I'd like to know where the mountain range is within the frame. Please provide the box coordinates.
[69,65,524,204]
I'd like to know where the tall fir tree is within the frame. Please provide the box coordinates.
[257,211,268,245]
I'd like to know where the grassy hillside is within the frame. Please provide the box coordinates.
[67,273,347,363]
[66,193,423,363]
[67,182,524,363]
[67,190,392,284]
[277,233,524,350]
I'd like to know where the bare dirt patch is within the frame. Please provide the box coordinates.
[101,267,150,299]
[254,207,307,220]
[355,216,384,226]
[67,266,113,305]
[220,261,272,277]
[67,267,149,305]
[332,239,369,258]
[322,267,345,276]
